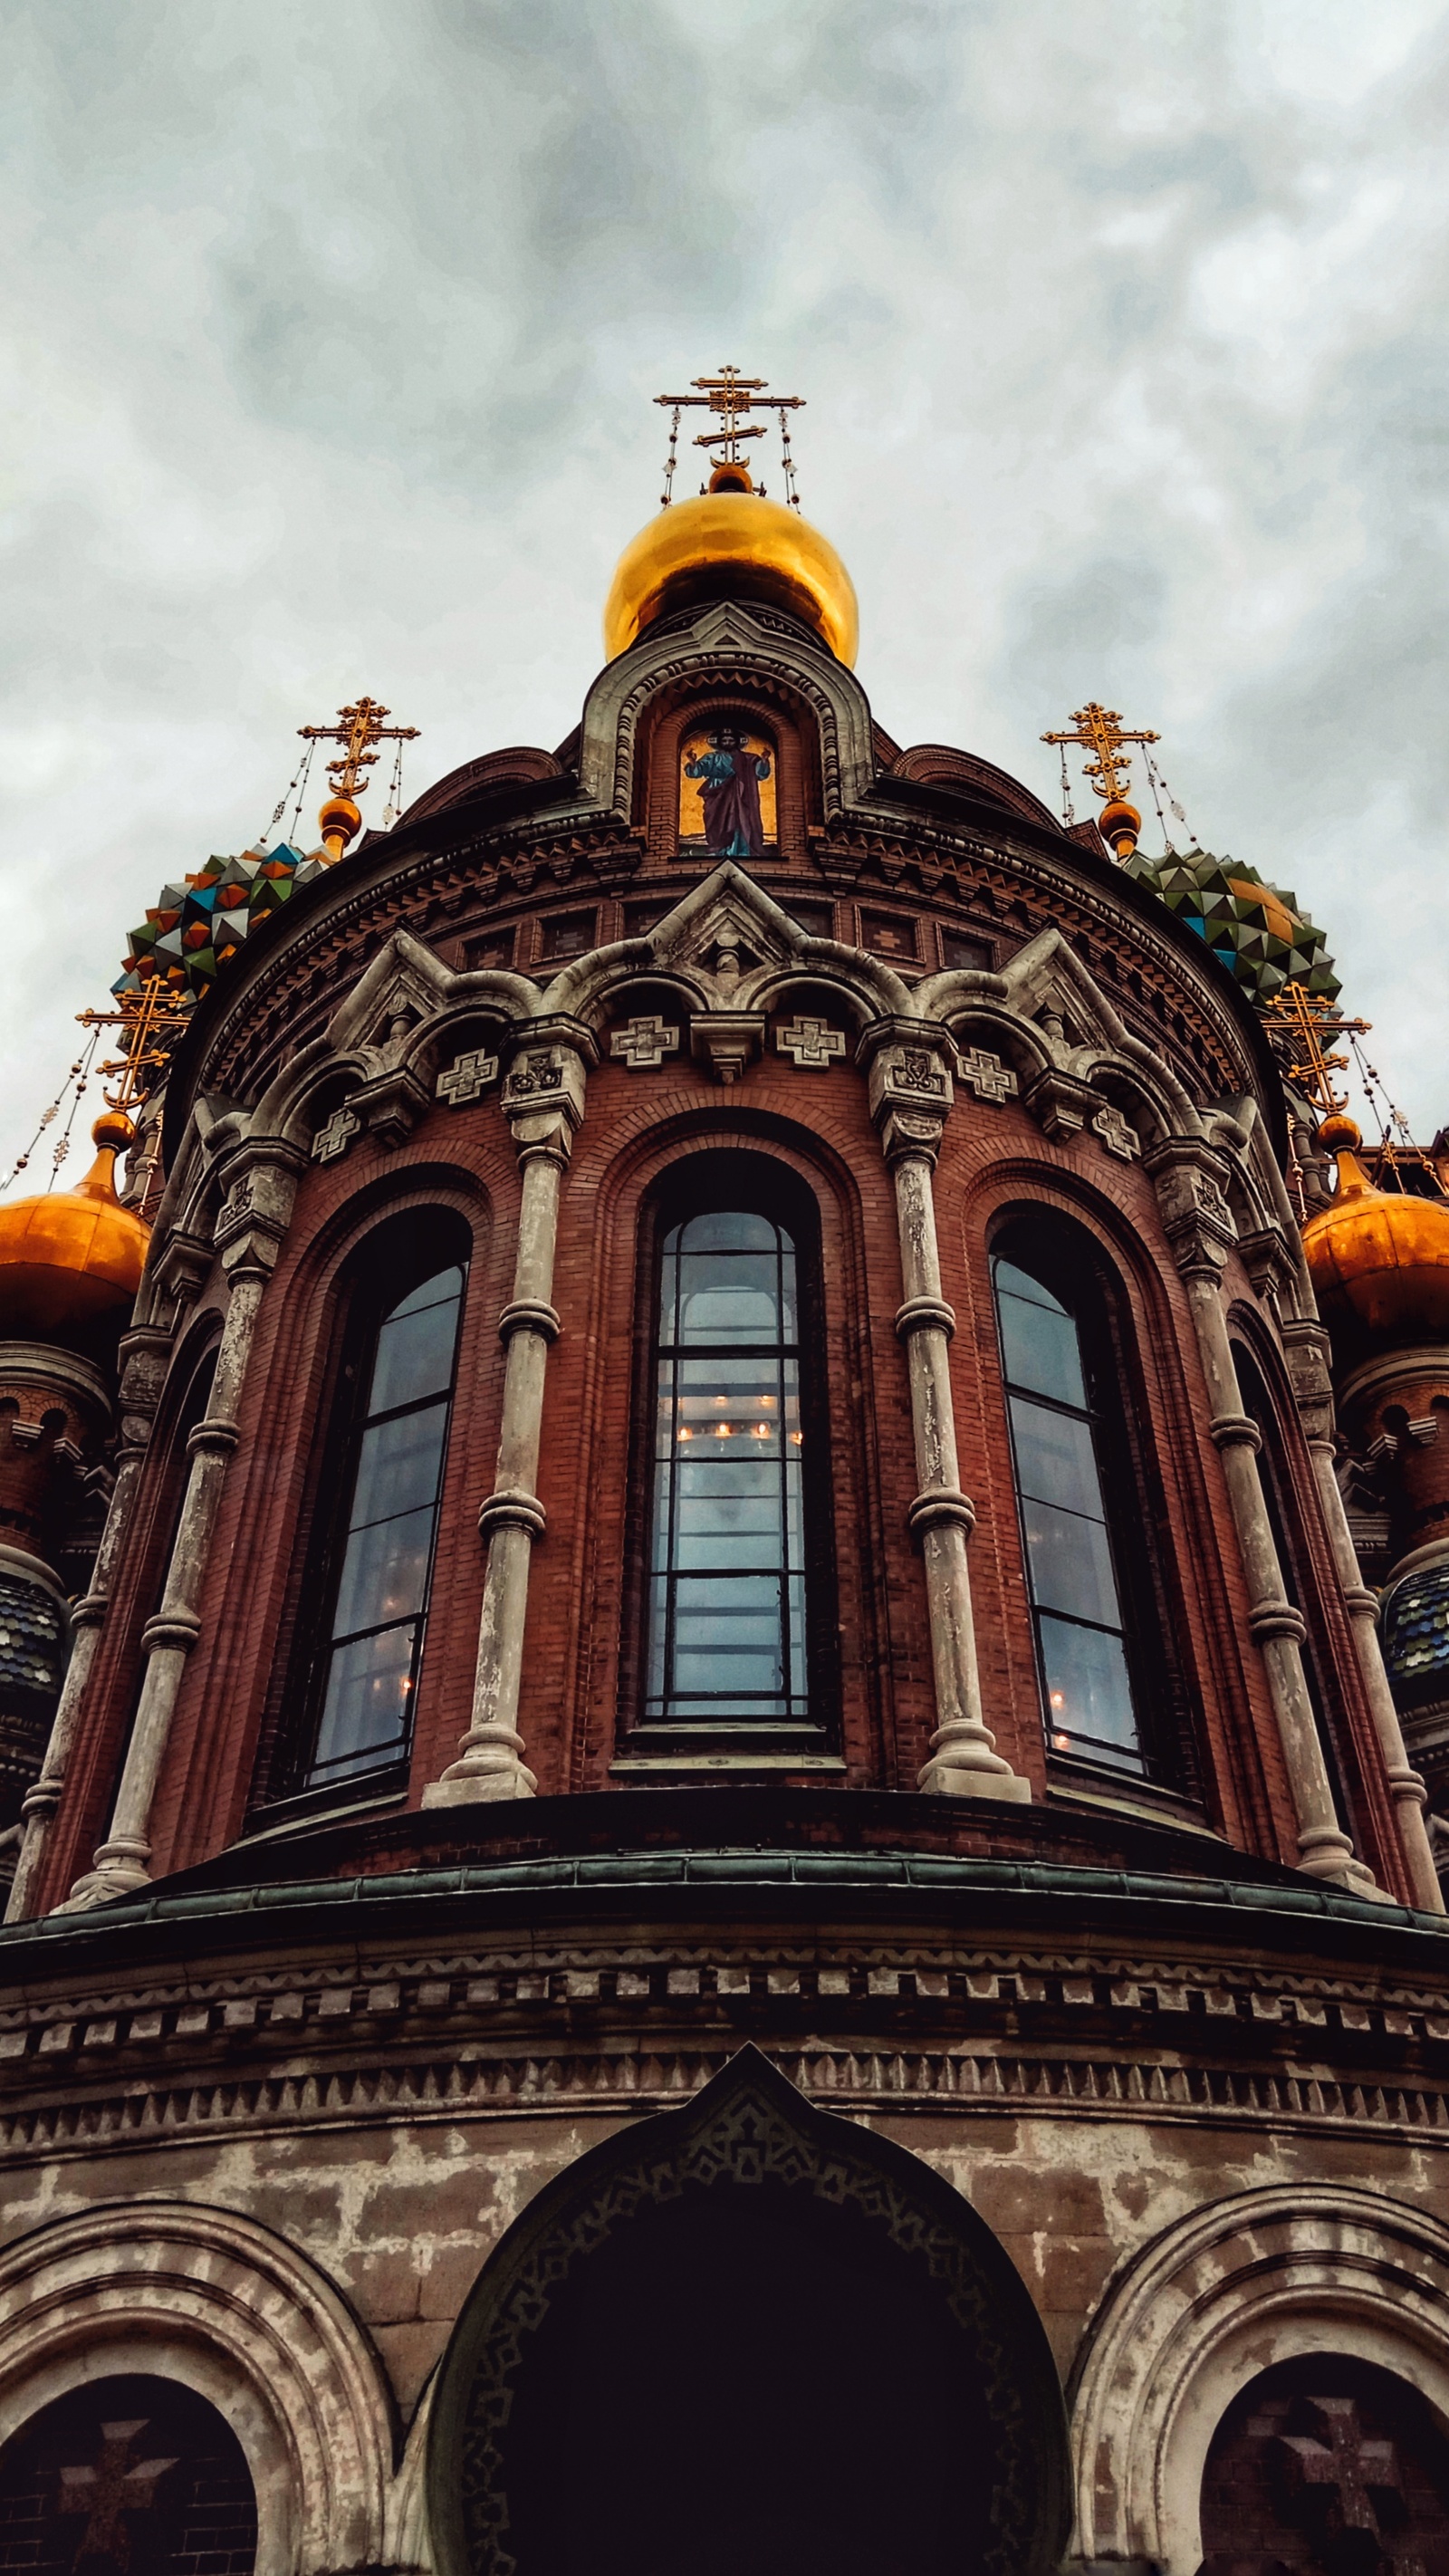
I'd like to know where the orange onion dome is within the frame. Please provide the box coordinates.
[0,1112,149,1342]
[1302,1114,1449,1344]
[603,465,859,667]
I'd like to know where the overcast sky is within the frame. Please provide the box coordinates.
[2,0,1445,1186]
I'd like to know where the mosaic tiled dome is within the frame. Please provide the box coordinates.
[1126,847,1340,1008]
[1382,1560,1449,1710]
[118,841,325,1006]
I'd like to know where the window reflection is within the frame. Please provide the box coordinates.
[993,1253,1144,1773]
[308,1264,464,1787]
[647,1211,808,1727]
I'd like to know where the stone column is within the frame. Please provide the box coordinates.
[62,1141,301,1909]
[864,1031,1031,1802]
[1291,1326,1444,1912]
[425,1028,590,1806]
[4,1327,171,1922]
[1150,1140,1367,1889]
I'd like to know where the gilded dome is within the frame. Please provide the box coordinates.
[603,480,859,667]
[1302,1116,1449,1344]
[0,1114,149,1342]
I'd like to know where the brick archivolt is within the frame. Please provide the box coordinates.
[1070,2182,1449,2573]
[0,2198,398,2572]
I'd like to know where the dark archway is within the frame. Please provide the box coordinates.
[432,2047,1069,2576]
[0,2372,256,2572]
[1199,2353,1449,2576]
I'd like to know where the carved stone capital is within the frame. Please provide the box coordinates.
[1145,1137,1237,1279]
[689,1012,763,1085]
[1022,1067,1099,1142]
[349,1062,434,1150]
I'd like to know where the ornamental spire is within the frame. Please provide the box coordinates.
[654,365,805,507]
[298,697,420,864]
[1041,701,1161,860]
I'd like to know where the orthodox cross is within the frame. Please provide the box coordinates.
[75,976,191,1114]
[656,366,805,507]
[57,2414,179,2562]
[1041,703,1160,854]
[1260,985,1370,1119]
[299,697,419,859]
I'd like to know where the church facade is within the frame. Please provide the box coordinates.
[0,420,1448,2575]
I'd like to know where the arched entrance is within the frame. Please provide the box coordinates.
[0,2372,256,2572]
[432,2046,1069,2576]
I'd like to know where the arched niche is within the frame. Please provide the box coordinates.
[1198,2351,1449,2576]
[430,2045,1069,2576]
[0,2370,256,2572]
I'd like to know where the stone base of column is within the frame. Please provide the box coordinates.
[917,1745,1032,1802]
[56,1848,150,1912]
[422,1743,538,1806]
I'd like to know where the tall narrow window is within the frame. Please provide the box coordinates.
[301,1254,465,1793]
[993,1235,1147,1773]
[646,1210,809,1734]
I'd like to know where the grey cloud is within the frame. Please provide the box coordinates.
[0,0,1445,1182]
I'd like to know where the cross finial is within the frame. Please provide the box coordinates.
[298,697,421,863]
[1041,702,1161,859]
[654,365,806,507]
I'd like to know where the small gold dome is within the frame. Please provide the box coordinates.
[603,483,859,666]
[0,1117,149,1342]
[1302,1117,1449,1343]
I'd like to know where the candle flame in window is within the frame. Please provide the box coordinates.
[715,1422,732,1437]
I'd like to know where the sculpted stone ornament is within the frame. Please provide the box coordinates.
[955,1045,1018,1105]
[610,1015,681,1069]
[690,1012,763,1085]
[310,1103,360,1164]
[775,1016,846,1070]
[1093,1101,1142,1161]
[437,1047,500,1106]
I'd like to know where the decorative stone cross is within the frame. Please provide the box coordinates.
[776,1017,846,1070]
[312,1104,360,1163]
[955,1046,1018,1105]
[1093,1103,1141,1161]
[58,2416,180,2562]
[610,1015,681,1069]
[437,1048,500,1106]
[1275,2396,1404,2554]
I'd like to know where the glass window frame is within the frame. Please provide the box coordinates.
[256,1215,469,1819]
[619,1153,839,1764]
[991,1215,1192,1791]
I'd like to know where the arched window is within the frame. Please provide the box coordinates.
[993,1220,1169,1779]
[647,1209,808,1734]
[263,1220,467,1809]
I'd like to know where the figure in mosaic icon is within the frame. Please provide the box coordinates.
[682,728,773,858]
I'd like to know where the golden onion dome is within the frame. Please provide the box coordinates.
[0,1113,149,1342]
[603,466,859,666]
[1302,1114,1449,1344]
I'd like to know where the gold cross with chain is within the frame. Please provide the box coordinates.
[1041,702,1160,856]
[299,697,420,860]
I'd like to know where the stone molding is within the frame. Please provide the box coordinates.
[0,2199,398,2573]
[6,1926,1449,2162]
[1068,2182,1449,2574]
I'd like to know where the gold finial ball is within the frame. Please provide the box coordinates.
[603,489,859,667]
[91,1109,136,1154]
[1316,1113,1362,1154]
[1099,797,1141,858]
[319,794,362,851]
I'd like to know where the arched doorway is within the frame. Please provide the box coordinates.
[1199,2354,1449,2576]
[0,2372,256,2572]
[432,2047,1069,2576]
